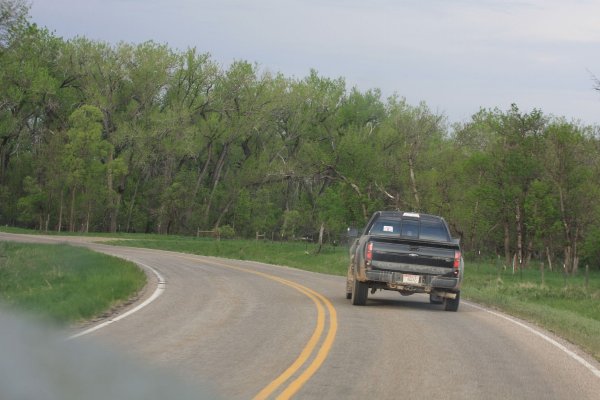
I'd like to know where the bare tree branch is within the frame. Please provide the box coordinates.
[374,182,395,200]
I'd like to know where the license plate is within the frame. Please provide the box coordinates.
[402,274,420,284]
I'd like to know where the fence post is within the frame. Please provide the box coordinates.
[585,264,589,291]
[496,255,501,280]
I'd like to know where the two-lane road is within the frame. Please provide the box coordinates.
[2,233,599,399]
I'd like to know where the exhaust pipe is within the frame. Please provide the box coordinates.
[432,291,456,299]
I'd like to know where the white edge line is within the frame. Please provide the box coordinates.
[67,261,166,340]
[465,301,600,379]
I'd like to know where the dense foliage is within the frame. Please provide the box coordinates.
[1,2,599,271]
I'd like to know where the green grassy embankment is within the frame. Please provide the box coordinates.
[0,241,146,325]
[108,236,349,275]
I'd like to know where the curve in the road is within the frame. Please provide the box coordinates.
[3,233,598,398]
[178,256,338,400]
[465,301,600,379]
[65,248,339,399]
[67,259,166,340]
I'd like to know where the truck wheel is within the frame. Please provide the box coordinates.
[351,279,368,306]
[345,265,354,299]
[429,293,444,304]
[444,291,460,312]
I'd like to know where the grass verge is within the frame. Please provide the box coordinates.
[107,236,349,276]
[0,241,146,325]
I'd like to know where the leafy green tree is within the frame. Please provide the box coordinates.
[0,6,73,226]
[3,9,600,265]
[523,179,561,269]
[198,62,282,232]
[328,88,386,222]
[17,175,47,228]
[0,0,28,48]
[370,98,446,215]
[0,21,62,183]
[454,105,545,266]
[542,121,600,273]
[63,105,111,232]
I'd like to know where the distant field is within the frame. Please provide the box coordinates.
[0,241,146,324]
[1,229,598,361]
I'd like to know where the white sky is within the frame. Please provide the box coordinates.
[29,0,600,126]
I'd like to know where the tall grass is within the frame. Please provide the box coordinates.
[0,242,146,325]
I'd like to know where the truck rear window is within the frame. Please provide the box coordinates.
[419,220,450,241]
[400,219,419,238]
[369,220,401,235]
[368,217,449,242]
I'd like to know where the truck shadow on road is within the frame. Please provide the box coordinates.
[343,292,467,313]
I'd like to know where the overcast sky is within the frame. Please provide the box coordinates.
[29,0,600,126]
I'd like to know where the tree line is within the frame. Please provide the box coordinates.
[1,1,600,271]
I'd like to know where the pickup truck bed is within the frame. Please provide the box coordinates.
[346,211,464,311]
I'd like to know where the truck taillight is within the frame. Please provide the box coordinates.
[366,242,373,263]
[453,250,461,276]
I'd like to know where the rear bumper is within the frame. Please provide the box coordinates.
[369,260,453,275]
[365,269,460,291]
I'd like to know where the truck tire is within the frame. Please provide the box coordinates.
[351,279,368,306]
[444,291,460,312]
[345,265,354,299]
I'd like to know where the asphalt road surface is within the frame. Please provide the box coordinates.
[1,233,599,399]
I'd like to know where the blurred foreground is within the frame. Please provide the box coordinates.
[0,310,218,400]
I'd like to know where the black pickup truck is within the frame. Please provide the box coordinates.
[346,211,463,311]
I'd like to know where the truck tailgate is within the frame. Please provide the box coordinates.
[369,237,458,272]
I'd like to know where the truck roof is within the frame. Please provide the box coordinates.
[376,211,445,221]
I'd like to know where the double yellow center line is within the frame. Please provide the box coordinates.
[182,255,338,399]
